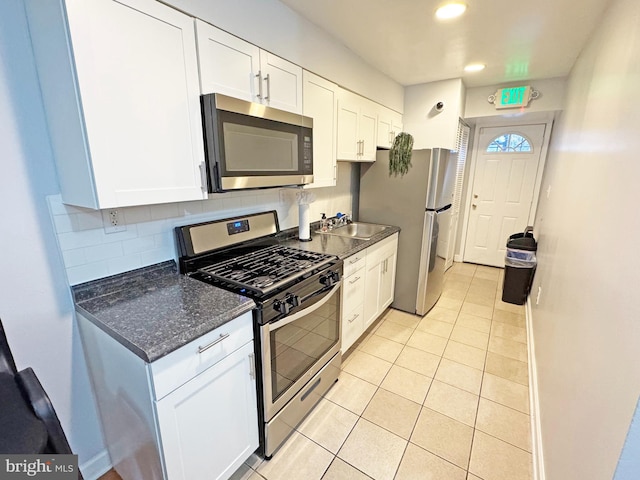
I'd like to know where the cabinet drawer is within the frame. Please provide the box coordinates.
[342,303,364,352]
[342,268,365,314]
[150,311,253,400]
[344,251,366,277]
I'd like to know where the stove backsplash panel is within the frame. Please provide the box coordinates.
[48,163,354,285]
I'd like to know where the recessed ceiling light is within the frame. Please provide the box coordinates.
[435,3,467,20]
[464,63,486,72]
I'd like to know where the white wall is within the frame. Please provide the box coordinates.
[0,0,106,474]
[464,77,567,119]
[530,0,640,477]
[403,78,465,150]
[168,0,404,112]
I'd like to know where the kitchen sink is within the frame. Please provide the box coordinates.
[317,222,389,240]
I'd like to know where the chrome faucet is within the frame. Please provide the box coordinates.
[328,213,352,228]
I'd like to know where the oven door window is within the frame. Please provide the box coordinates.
[270,293,339,402]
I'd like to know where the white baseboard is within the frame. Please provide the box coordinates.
[526,299,545,480]
[80,448,112,480]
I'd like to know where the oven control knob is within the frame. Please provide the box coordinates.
[273,299,291,315]
[286,294,300,308]
[320,270,340,287]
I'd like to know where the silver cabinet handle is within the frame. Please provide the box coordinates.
[256,70,263,99]
[249,353,256,380]
[348,313,360,323]
[349,276,361,284]
[349,256,362,264]
[199,161,207,192]
[264,73,270,101]
[359,140,364,156]
[198,333,230,353]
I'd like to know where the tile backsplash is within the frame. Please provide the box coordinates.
[49,163,354,285]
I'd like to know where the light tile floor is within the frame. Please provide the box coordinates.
[229,262,533,480]
[101,263,532,480]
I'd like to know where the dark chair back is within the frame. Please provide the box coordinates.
[0,319,18,374]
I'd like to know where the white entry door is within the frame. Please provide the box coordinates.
[463,124,546,267]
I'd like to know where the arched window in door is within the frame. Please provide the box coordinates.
[486,133,532,152]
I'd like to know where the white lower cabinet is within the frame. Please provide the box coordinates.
[156,341,258,480]
[341,251,366,351]
[363,233,399,328]
[341,234,398,351]
[77,311,258,480]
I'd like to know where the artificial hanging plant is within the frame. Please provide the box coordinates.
[388,132,414,177]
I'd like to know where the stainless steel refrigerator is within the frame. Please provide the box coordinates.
[359,148,456,315]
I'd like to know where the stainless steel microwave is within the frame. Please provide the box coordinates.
[201,93,313,192]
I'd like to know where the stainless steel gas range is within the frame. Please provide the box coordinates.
[175,211,342,458]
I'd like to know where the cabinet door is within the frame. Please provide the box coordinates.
[379,250,397,311]
[336,99,359,161]
[363,261,382,328]
[260,51,303,114]
[195,20,260,101]
[377,116,393,148]
[156,342,258,480]
[391,115,403,141]
[377,109,403,148]
[359,102,378,161]
[342,304,364,352]
[303,71,337,188]
[342,266,366,351]
[63,0,206,207]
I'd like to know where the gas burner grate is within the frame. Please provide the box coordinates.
[197,245,336,295]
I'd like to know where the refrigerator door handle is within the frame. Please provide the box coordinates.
[416,212,434,315]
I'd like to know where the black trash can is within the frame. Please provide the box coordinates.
[502,227,537,305]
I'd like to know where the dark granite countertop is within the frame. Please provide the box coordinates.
[72,261,255,363]
[275,222,401,259]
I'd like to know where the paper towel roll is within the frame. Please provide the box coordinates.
[298,203,311,241]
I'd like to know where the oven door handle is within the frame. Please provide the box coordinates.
[269,282,341,332]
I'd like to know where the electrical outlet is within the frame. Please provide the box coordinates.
[536,286,542,305]
[102,209,126,234]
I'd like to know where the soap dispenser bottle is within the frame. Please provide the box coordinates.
[320,213,328,232]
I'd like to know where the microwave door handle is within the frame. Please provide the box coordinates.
[268,282,341,332]
[255,70,263,100]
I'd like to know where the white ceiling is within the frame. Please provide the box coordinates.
[278,0,612,87]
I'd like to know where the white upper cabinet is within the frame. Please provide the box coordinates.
[336,90,378,162]
[261,52,303,114]
[302,71,338,189]
[195,20,260,103]
[196,20,303,114]
[377,107,403,148]
[26,0,207,209]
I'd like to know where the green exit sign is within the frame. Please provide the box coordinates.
[495,86,531,109]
